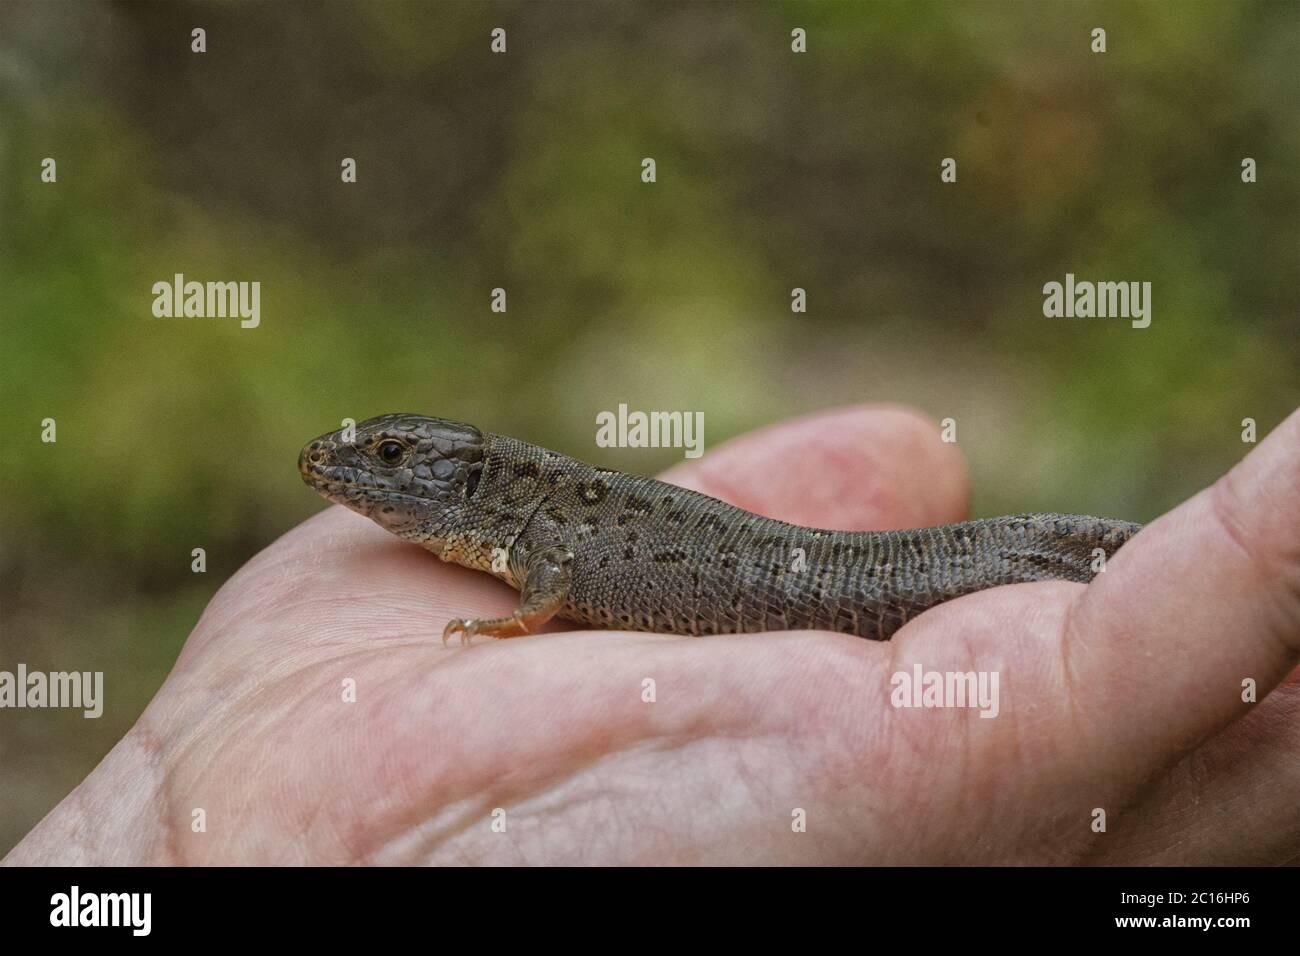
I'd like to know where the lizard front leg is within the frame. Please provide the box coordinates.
[442,544,573,645]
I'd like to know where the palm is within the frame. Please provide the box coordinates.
[9,407,1298,865]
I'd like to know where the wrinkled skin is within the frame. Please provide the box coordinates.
[6,405,1299,865]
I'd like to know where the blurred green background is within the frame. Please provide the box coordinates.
[1,0,1296,856]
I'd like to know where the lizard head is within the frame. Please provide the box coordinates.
[299,414,485,539]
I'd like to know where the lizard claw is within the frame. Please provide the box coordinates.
[442,618,477,647]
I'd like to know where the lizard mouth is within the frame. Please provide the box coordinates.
[298,445,440,542]
[300,459,399,504]
[299,446,395,502]
[302,470,431,533]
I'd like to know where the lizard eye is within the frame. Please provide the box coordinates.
[377,440,405,465]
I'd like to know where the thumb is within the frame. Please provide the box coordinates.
[1065,408,1300,771]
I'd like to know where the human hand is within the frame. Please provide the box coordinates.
[6,406,1297,864]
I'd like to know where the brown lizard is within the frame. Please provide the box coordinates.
[299,413,1141,644]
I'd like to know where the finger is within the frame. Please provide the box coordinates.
[1100,675,1300,864]
[659,404,969,531]
[1064,408,1300,773]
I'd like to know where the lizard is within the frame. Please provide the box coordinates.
[299,413,1141,645]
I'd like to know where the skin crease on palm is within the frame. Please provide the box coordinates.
[5,405,1299,866]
